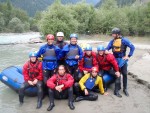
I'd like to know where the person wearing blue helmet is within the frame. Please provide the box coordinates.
[97,45,122,98]
[78,45,98,81]
[106,28,135,96]
[61,33,83,82]
[19,51,43,109]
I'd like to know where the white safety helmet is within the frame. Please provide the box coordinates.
[56,32,64,37]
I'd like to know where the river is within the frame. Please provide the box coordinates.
[0,33,44,113]
[0,33,150,113]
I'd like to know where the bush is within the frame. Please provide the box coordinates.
[39,1,78,39]
[8,17,24,33]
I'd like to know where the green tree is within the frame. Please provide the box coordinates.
[8,17,24,33]
[71,3,95,34]
[39,1,78,38]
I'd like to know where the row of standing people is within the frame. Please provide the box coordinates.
[18,28,135,111]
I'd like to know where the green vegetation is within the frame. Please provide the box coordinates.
[0,0,150,37]
[0,0,30,33]
[39,0,150,37]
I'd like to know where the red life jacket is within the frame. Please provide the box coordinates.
[55,74,67,86]
[27,60,40,79]
[97,54,110,70]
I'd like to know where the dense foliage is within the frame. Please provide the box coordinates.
[39,0,150,37]
[0,0,150,37]
[0,1,30,33]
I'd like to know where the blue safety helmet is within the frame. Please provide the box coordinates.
[70,33,78,39]
[84,45,92,51]
[29,51,37,58]
[97,45,105,51]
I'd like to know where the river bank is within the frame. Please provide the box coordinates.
[0,33,150,113]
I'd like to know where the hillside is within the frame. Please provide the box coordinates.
[0,0,100,16]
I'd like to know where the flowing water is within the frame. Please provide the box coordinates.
[0,33,44,113]
[0,33,150,113]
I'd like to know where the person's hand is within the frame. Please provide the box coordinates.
[59,84,64,89]
[33,79,38,85]
[105,50,112,54]
[123,56,129,60]
[103,92,109,96]
[75,55,79,59]
[84,88,89,95]
[83,70,88,75]
[28,80,34,86]
[115,71,120,77]
[55,85,62,92]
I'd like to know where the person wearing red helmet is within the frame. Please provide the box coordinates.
[74,67,108,102]
[19,51,43,109]
[36,34,61,88]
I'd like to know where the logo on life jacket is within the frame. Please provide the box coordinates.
[113,38,122,52]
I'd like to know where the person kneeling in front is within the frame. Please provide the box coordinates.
[74,67,108,102]
[47,65,75,111]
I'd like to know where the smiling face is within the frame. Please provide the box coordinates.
[85,50,92,56]
[58,65,66,76]
[91,70,98,77]
[47,39,54,45]
[70,37,77,45]
[112,33,119,39]
[98,50,105,56]
[30,56,36,62]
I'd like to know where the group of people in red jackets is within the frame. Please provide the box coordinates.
[18,28,135,111]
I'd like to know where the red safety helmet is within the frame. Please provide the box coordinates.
[46,34,54,40]
[91,67,99,73]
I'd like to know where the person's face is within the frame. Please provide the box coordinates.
[30,56,36,62]
[91,71,98,77]
[98,50,104,56]
[112,33,119,39]
[47,39,54,45]
[58,66,65,76]
[85,50,92,56]
[57,36,63,41]
[70,37,77,45]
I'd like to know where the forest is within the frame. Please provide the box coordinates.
[0,0,149,37]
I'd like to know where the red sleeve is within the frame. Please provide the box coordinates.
[35,62,43,81]
[47,75,57,89]
[23,62,30,81]
[107,54,119,72]
[78,57,84,72]
[63,74,74,89]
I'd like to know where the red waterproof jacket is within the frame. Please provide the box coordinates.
[47,73,74,90]
[23,60,43,81]
[97,53,119,72]
[79,52,98,72]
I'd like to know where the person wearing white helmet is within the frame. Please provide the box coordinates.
[54,32,68,49]
[54,32,68,65]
